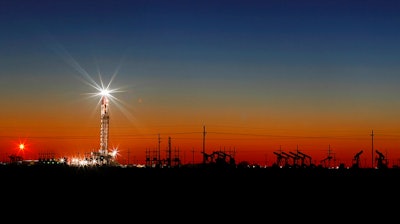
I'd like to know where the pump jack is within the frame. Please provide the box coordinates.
[351,150,363,169]
[273,151,287,168]
[296,150,314,168]
[281,151,297,168]
[375,150,388,169]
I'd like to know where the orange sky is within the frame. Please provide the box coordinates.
[2,105,400,169]
[2,85,400,169]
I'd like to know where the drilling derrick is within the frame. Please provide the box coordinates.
[100,95,109,158]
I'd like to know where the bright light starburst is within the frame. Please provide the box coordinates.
[110,146,120,158]
[80,72,136,126]
[80,72,127,112]
[89,75,122,101]
[100,88,111,97]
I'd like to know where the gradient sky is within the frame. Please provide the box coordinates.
[1,0,400,168]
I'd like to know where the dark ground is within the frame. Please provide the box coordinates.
[2,164,399,220]
[2,164,399,190]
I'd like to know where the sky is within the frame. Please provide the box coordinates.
[1,0,400,168]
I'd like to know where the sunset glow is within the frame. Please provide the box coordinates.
[1,1,400,169]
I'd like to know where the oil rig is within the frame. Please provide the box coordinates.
[74,88,118,166]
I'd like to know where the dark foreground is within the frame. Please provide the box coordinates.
[2,165,399,218]
[2,164,400,188]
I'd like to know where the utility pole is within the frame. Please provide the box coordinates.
[202,125,206,164]
[183,149,185,165]
[168,136,171,167]
[371,130,374,168]
[328,144,332,168]
[192,148,195,165]
[158,134,161,166]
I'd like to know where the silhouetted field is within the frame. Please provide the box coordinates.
[2,164,399,214]
[2,164,400,187]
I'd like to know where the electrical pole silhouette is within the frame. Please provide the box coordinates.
[192,148,195,165]
[202,125,206,164]
[168,136,171,167]
[158,133,161,166]
[371,130,374,168]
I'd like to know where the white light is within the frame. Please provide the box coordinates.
[100,88,111,97]
[110,148,119,158]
